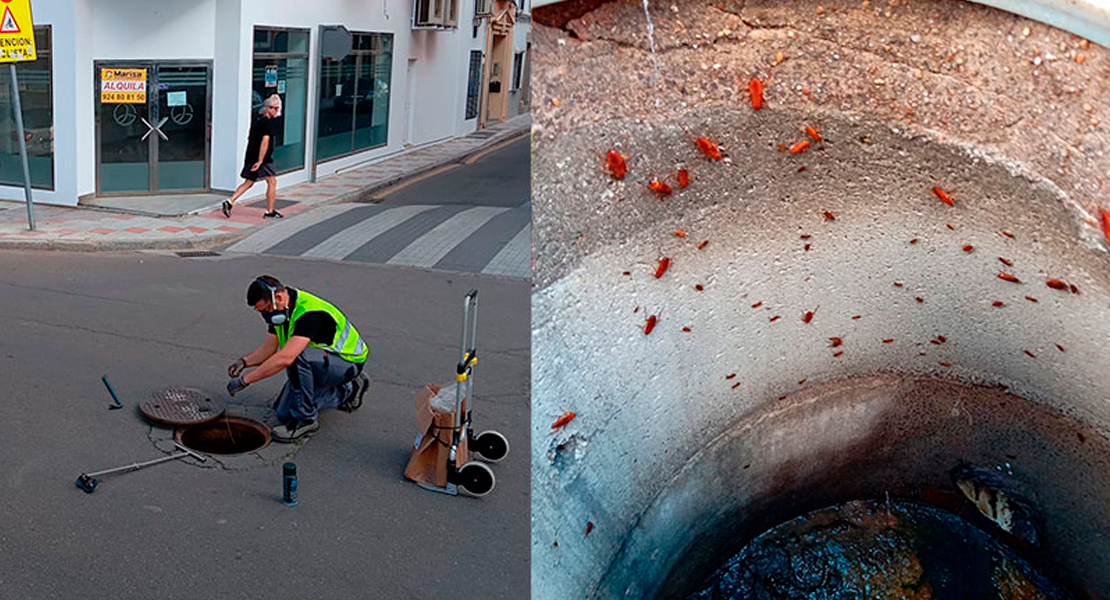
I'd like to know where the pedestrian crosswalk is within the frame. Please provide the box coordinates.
[223,202,531,279]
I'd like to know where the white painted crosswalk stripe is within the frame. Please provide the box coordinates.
[224,204,363,254]
[482,223,530,278]
[300,204,436,261]
[386,206,509,268]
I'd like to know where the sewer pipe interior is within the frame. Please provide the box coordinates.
[530,2,1110,598]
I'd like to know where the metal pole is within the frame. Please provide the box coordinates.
[10,63,34,230]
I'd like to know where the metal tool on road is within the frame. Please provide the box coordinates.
[102,375,123,410]
[75,443,207,494]
[419,289,509,497]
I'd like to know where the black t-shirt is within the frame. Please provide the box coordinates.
[244,115,279,166]
[268,289,338,346]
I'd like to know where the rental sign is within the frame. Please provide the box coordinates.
[101,68,147,104]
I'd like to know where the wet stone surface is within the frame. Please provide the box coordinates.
[688,500,1073,600]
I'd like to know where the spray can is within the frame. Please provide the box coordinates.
[282,462,298,506]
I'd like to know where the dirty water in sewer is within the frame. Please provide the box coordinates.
[687,500,1072,600]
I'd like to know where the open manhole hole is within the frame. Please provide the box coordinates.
[175,415,271,455]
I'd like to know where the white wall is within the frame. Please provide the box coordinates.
[0,0,499,205]
[0,0,77,206]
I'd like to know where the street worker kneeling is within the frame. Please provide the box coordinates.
[227,275,369,442]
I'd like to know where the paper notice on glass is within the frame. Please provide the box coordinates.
[277,80,286,94]
[265,65,278,87]
[167,91,187,107]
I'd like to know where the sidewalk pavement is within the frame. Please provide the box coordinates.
[0,115,530,251]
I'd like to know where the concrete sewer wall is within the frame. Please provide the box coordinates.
[530,0,1110,598]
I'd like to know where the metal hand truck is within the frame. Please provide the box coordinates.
[418,289,510,497]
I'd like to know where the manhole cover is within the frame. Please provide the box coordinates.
[141,387,225,426]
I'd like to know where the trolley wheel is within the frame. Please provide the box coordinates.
[472,430,509,463]
[457,461,496,497]
[76,475,98,494]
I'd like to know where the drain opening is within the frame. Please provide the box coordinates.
[175,416,271,455]
[175,250,220,258]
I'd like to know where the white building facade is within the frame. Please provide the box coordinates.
[1,0,529,206]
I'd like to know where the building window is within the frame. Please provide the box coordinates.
[415,0,460,28]
[465,51,482,120]
[253,27,310,174]
[317,32,393,162]
[511,52,524,91]
[0,26,52,190]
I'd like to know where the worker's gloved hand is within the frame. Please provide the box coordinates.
[227,376,249,397]
[227,357,247,378]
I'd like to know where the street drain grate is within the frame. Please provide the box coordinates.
[176,250,220,258]
[468,130,497,139]
[141,387,225,426]
[175,416,271,455]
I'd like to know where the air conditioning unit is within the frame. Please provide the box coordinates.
[475,0,493,17]
[414,0,460,28]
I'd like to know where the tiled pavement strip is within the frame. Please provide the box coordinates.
[0,115,530,252]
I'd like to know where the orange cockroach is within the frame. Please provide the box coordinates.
[802,307,818,323]
[933,187,954,206]
[893,281,904,287]
[999,257,1013,267]
[769,315,781,322]
[1046,278,1069,290]
[648,177,673,198]
[823,211,836,221]
[694,284,704,291]
[1001,230,1015,239]
[673,229,687,238]
[790,140,811,154]
[962,244,974,252]
[882,338,895,344]
[800,234,812,240]
[833,351,844,357]
[675,168,690,189]
[992,301,1005,307]
[681,326,691,332]
[605,150,629,180]
[751,301,763,308]
[798,379,807,386]
[852,315,862,320]
[1025,296,1038,303]
[685,130,723,161]
[732,382,741,389]
[916,297,924,303]
[804,243,811,251]
[726,373,737,380]
[1056,344,1066,352]
[939,362,953,368]
[829,337,843,347]
[697,240,709,250]
[806,126,822,142]
[654,257,671,278]
[585,522,595,536]
[1024,349,1036,358]
[643,313,659,335]
[1069,284,1080,294]
[551,411,577,430]
[1100,207,1110,246]
[998,272,1022,284]
[909,238,920,244]
[946,223,955,231]
[749,77,764,110]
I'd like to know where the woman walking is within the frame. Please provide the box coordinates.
[223,94,284,218]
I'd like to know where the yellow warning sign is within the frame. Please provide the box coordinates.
[101,68,147,104]
[0,0,35,63]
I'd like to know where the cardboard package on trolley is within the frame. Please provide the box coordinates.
[404,383,469,487]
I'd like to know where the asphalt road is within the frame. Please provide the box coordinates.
[378,134,531,207]
[0,250,529,599]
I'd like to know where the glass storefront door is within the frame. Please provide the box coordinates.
[96,62,211,194]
